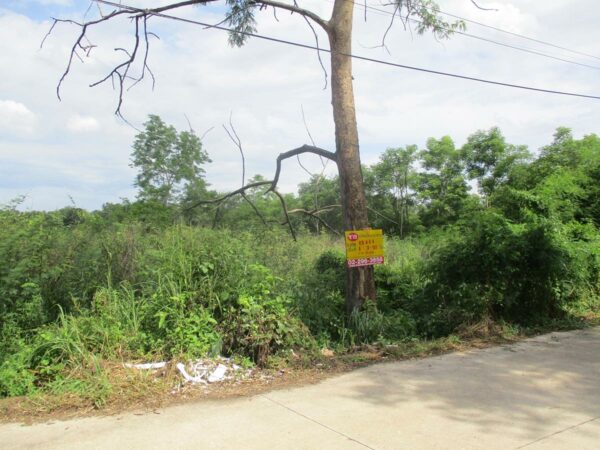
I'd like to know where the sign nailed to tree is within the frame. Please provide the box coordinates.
[344,229,384,268]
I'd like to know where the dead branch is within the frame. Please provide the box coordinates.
[287,205,342,236]
[186,140,336,240]
[268,145,336,194]
[241,192,268,226]
[470,0,498,11]
[271,189,297,240]
[47,0,329,119]
[188,181,272,208]
[301,15,328,89]
[367,205,401,226]
[222,114,268,226]
[251,0,330,32]
[381,3,401,52]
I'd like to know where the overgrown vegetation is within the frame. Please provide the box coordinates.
[1,125,599,406]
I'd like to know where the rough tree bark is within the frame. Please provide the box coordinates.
[328,0,376,312]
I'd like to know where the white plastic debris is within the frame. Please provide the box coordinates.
[176,362,208,384]
[173,358,249,386]
[124,362,166,370]
[207,364,227,383]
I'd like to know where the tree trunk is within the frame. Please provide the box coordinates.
[329,0,376,313]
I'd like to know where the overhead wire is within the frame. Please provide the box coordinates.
[434,6,600,62]
[93,0,600,101]
[351,0,600,71]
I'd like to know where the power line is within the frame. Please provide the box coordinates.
[93,0,600,101]
[352,0,600,71]
[433,5,600,62]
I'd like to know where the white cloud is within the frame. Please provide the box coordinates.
[66,115,100,132]
[0,99,36,134]
[35,0,72,5]
[0,1,599,210]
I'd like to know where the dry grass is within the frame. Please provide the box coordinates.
[0,324,532,425]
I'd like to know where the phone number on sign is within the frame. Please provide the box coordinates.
[347,256,384,267]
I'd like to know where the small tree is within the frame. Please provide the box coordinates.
[131,115,210,205]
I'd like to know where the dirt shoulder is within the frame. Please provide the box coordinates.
[1,320,596,425]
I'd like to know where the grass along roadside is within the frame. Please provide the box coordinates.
[2,317,596,425]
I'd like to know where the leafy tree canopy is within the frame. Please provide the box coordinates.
[131,115,210,205]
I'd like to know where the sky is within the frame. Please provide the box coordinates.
[1,0,599,211]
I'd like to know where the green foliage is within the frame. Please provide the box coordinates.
[370,146,419,236]
[344,301,416,346]
[297,174,343,234]
[131,115,210,205]
[2,125,599,402]
[225,0,257,46]
[291,249,347,346]
[221,264,311,366]
[417,210,600,336]
[392,1,465,38]
[417,136,472,227]
[462,127,531,199]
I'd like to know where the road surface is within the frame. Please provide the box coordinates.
[2,327,599,449]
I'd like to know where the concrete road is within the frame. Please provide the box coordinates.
[2,327,599,449]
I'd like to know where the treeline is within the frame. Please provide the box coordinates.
[0,124,598,402]
[100,125,600,240]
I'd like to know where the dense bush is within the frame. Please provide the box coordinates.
[415,210,600,336]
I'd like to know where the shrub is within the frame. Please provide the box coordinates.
[417,210,600,335]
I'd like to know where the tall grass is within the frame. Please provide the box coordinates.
[0,208,598,399]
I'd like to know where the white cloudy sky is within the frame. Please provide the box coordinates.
[1,0,599,211]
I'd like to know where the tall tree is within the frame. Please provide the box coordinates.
[371,146,418,237]
[54,0,463,312]
[131,115,210,205]
[418,136,470,227]
[461,127,530,203]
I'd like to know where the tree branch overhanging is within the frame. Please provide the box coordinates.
[186,141,336,240]
[250,0,330,32]
[268,145,337,194]
[47,0,331,119]
[287,205,342,236]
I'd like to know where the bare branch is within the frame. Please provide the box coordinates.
[123,0,221,15]
[49,0,222,115]
[222,120,245,187]
[381,3,400,52]
[269,189,295,240]
[241,192,268,226]
[288,205,342,236]
[470,0,498,11]
[268,145,336,194]
[301,15,328,89]
[367,205,401,226]
[252,0,330,32]
[199,126,215,141]
[295,109,315,178]
[296,153,313,178]
[184,113,195,133]
[128,16,157,91]
[51,0,331,118]
[187,181,272,209]
[186,139,335,240]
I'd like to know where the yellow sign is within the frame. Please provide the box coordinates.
[344,229,384,268]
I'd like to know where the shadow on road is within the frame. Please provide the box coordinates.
[341,328,600,441]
